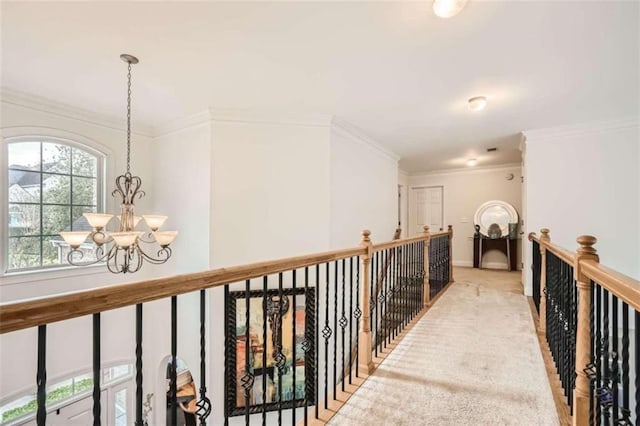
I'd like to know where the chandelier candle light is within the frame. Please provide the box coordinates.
[60,54,177,274]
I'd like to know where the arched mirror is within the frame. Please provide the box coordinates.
[473,200,519,238]
[166,357,197,426]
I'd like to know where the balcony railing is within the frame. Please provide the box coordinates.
[0,226,454,426]
[529,229,640,426]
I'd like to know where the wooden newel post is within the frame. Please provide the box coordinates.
[447,225,454,283]
[358,229,375,374]
[423,226,431,307]
[539,228,551,334]
[573,235,598,426]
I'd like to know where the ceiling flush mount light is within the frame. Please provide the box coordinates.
[466,159,478,167]
[468,96,488,111]
[60,54,178,274]
[433,0,468,18]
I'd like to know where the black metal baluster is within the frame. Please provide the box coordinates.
[304,267,310,426]
[595,284,602,426]
[612,294,619,422]
[384,249,390,348]
[635,309,639,424]
[621,301,630,424]
[354,257,361,379]
[340,258,346,393]
[602,288,611,424]
[292,270,297,426]
[198,289,211,426]
[372,251,377,358]
[377,250,385,353]
[36,325,46,426]
[135,304,143,426]
[323,263,330,410]
[588,282,594,426]
[333,260,338,400]
[262,276,268,426]
[224,286,230,426]
[277,272,284,426]
[315,264,320,418]
[348,257,354,385]
[243,280,252,426]
[171,296,178,426]
[93,313,101,426]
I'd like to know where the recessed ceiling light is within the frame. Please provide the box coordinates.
[466,159,478,167]
[468,96,487,111]
[433,0,468,18]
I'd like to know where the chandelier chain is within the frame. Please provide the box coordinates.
[126,61,132,174]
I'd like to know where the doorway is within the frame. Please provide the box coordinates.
[409,186,444,236]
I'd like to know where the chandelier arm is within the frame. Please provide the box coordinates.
[106,246,126,274]
[66,244,112,266]
[137,233,155,244]
[137,244,172,265]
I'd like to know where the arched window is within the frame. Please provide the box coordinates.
[6,138,104,272]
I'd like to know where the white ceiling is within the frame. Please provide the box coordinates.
[2,1,638,173]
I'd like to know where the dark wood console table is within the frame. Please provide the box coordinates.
[473,236,518,271]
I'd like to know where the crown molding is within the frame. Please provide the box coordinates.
[154,108,334,137]
[331,117,400,162]
[398,168,410,178]
[1,88,155,137]
[523,116,639,144]
[409,162,522,179]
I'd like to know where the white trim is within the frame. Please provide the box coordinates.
[523,116,639,143]
[153,110,213,138]
[410,162,521,179]
[331,117,400,162]
[1,89,154,137]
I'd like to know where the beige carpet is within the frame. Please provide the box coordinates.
[329,268,559,426]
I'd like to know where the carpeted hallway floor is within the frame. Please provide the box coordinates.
[328,267,559,426]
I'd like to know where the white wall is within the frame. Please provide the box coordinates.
[330,125,399,248]
[408,164,523,270]
[523,118,640,294]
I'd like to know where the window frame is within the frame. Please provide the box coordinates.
[2,135,107,275]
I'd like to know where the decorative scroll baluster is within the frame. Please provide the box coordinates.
[372,251,378,358]
[36,325,46,426]
[340,259,347,393]
[315,264,320,419]
[93,313,101,426]
[197,289,211,426]
[333,260,338,400]
[304,267,310,426]
[635,310,639,424]
[277,272,284,425]
[612,293,619,422]
[323,263,330,410]
[354,256,362,378]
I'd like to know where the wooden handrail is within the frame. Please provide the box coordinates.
[0,246,365,334]
[581,259,640,312]
[541,240,576,266]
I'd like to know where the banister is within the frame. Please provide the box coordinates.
[540,240,576,266]
[580,259,640,312]
[0,245,366,334]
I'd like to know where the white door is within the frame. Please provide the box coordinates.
[409,186,443,236]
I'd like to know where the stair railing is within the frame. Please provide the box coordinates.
[529,229,640,426]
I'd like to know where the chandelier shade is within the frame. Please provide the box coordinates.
[59,54,177,273]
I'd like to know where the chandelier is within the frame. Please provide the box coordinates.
[60,54,177,274]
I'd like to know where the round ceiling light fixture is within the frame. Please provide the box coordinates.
[433,0,468,18]
[468,96,488,111]
[466,158,478,167]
